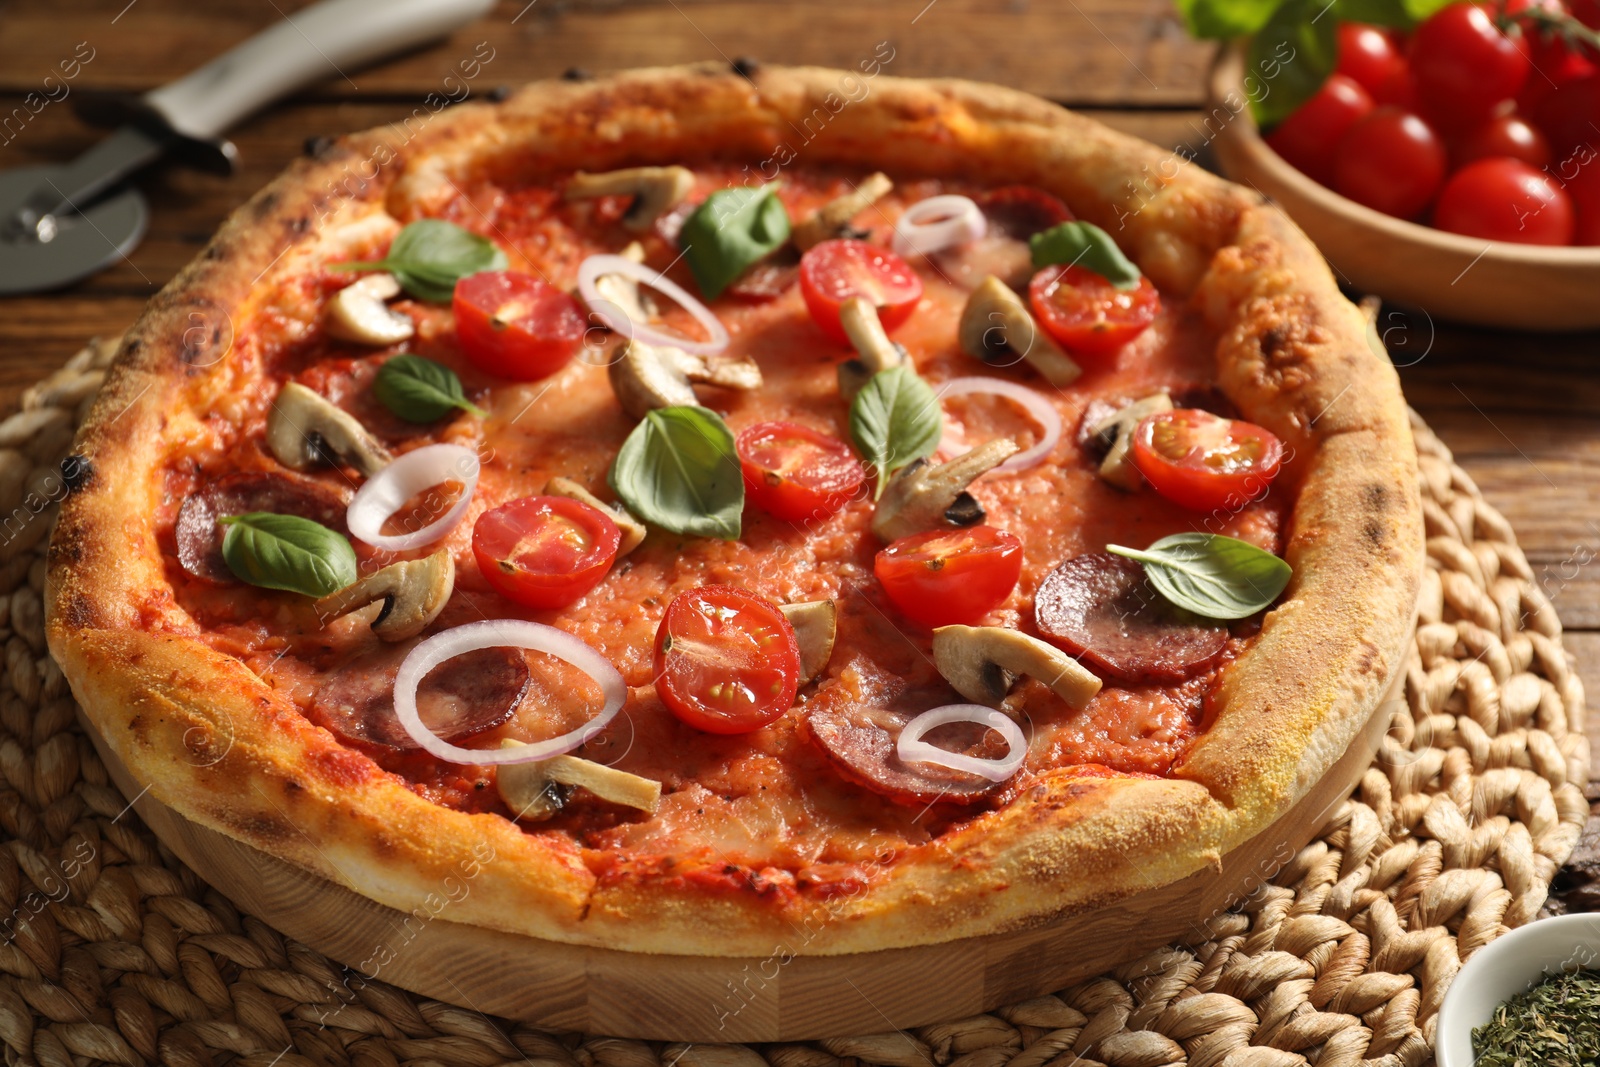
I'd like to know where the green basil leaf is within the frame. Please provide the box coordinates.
[1248,0,1338,129]
[1107,533,1292,620]
[849,366,943,500]
[1029,222,1143,290]
[373,354,486,423]
[1174,0,1284,39]
[679,184,791,300]
[1335,0,1413,27]
[608,406,744,540]
[219,513,359,598]
[1400,0,1453,20]
[336,219,507,303]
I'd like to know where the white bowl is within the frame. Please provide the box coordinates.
[1435,912,1600,1066]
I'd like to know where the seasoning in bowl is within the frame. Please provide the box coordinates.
[1471,965,1600,1066]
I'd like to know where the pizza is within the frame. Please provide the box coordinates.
[45,63,1423,956]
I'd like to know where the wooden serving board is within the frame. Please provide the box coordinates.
[79,664,1401,1044]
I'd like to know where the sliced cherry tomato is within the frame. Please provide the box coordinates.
[1433,159,1576,244]
[1332,107,1449,219]
[653,586,800,734]
[736,421,866,524]
[1130,409,1284,514]
[1409,3,1531,131]
[798,239,923,345]
[1336,24,1409,99]
[472,495,621,610]
[874,525,1023,628]
[1452,113,1553,168]
[453,271,587,381]
[1265,74,1375,184]
[1027,264,1160,361]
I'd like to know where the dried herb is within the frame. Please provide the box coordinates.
[1472,966,1600,1067]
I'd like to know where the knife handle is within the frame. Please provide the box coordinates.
[144,0,497,142]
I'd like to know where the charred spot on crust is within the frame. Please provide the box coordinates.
[251,190,281,220]
[1260,325,1289,359]
[233,812,293,843]
[288,216,311,236]
[486,84,512,102]
[1364,519,1385,546]
[561,67,590,82]
[303,135,336,159]
[1364,483,1389,510]
[731,56,761,80]
[60,455,93,494]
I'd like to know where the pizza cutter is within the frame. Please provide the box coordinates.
[0,0,497,296]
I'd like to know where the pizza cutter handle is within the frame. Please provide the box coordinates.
[143,0,498,143]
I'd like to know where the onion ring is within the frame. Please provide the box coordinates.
[891,195,987,257]
[576,254,730,356]
[394,620,626,765]
[936,376,1063,473]
[347,443,479,551]
[896,704,1026,782]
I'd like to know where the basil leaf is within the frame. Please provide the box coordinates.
[1029,222,1142,290]
[608,406,744,540]
[1174,0,1283,39]
[336,219,507,303]
[219,513,358,598]
[679,184,791,300]
[1400,0,1453,20]
[849,366,943,500]
[1107,533,1291,621]
[374,354,486,423]
[1336,0,1413,27]
[1248,0,1338,129]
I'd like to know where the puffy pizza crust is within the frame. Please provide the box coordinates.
[45,64,1422,955]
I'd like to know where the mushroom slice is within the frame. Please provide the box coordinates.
[565,166,696,232]
[1090,392,1173,492]
[592,241,656,326]
[497,743,662,822]
[325,273,415,347]
[779,600,837,686]
[546,477,647,556]
[837,295,908,403]
[793,172,893,251]
[607,338,763,420]
[872,438,1019,542]
[314,550,455,642]
[932,624,1102,710]
[958,276,1082,387]
[267,382,393,477]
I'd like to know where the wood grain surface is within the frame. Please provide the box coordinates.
[1,0,1595,1005]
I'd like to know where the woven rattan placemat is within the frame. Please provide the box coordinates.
[0,336,1588,1067]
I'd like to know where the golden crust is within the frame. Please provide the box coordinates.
[45,63,1421,956]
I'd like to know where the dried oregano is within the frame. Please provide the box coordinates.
[1471,966,1600,1067]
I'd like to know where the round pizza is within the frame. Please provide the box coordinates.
[45,63,1423,956]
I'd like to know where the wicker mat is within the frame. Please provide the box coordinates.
[0,336,1588,1067]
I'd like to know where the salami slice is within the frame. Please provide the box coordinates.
[727,251,800,302]
[176,472,350,584]
[933,186,1073,291]
[1034,553,1228,683]
[310,643,530,750]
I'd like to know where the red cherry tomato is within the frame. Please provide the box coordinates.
[1130,409,1285,514]
[798,239,923,345]
[1332,107,1449,219]
[1507,0,1599,111]
[1433,159,1576,244]
[1337,23,1409,99]
[1533,72,1600,158]
[874,525,1023,628]
[1265,74,1376,184]
[1561,155,1600,242]
[1409,3,1531,131]
[1027,264,1160,361]
[1452,113,1553,168]
[472,495,621,610]
[653,586,800,734]
[453,271,587,381]
[736,421,866,524]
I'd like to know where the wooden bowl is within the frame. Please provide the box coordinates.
[1207,44,1600,331]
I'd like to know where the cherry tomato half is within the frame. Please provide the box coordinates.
[1130,409,1285,514]
[1433,159,1575,244]
[1409,2,1531,132]
[1336,23,1409,99]
[874,525,1023,628]
[798,239,923,345]
[1451,113,1552,169]
[472,495,621,610]
[1027,264,1160,361]
[1266,74,1375,185]
[654,585,800,734]
[453,271,587,381]
[1332,107,1449,219]
[736,421,866,524]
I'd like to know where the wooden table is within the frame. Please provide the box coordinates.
[2,0,1595,851]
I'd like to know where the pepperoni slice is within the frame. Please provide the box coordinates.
[803,665,1012,807]
[176,472,350,584]
[932,186,1074,291]
[977,186,1074,241]
[1034,553,1228,683]
[727,250,801,302]
[294,357,429,443]
[309,643,530,750]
